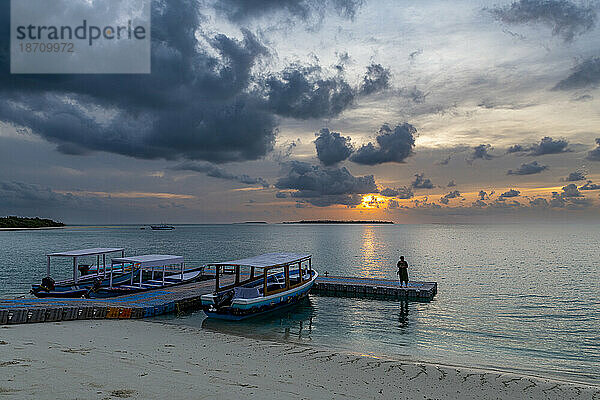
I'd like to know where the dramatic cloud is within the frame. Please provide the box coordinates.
[264,64,356,119]
[380,186,414,199]
[508,137,570,156]
[360,63,391,96]
[499,189,520,198]
[275,161,377,206]
[563,171,586,181]
[528,136,570,155]
[553,57,600,90]
[507,161,548,175]
[466,144,494,164]
[275,192,289,198]
[350,123,416,165]
[314,128,354,166]
[171,161,269,187]
[580,180,600,190]
[213,0,364,22]
[411,173,434,189]
[587,138,600,161]
[440,190,461,205]
[488,0,598,42]
[0,1,280,164]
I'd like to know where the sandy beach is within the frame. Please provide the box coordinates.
[0,320,597,400]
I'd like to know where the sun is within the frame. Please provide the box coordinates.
[360,194,386,209]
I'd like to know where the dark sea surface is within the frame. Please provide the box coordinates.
[1,224,598,384]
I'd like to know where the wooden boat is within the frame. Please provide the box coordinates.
[31,248,133,298]
[150,224,174,230]
[87,254,204,298]
[201,253,317,320]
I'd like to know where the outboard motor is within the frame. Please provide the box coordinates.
[78,264,91,276]
[85,278,103,298]
[40,276,55,291]
[213,290,234,308]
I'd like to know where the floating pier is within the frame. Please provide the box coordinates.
[0,276,437,325]
[313,276,437,301]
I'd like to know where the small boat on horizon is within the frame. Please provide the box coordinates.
[150,224,175,230]
[201,253,317,320]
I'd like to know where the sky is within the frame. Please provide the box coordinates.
[1,0,600,224]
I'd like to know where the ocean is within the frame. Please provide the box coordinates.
[1,223,598,384]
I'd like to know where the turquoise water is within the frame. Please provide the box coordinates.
[1,224,598,384]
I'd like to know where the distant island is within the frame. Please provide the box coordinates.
[282,220,394,224]
[0,216,65,229]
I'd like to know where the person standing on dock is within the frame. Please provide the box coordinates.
[397,256,409,287]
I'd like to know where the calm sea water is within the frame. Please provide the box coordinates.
[1,224,598,384]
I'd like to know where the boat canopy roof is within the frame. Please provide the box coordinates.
[111,254,184,267]
[212,253,311,269]
[47,248,124,257]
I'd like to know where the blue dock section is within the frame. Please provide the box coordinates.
[0,276,437,325]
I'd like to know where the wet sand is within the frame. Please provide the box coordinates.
[0,320,598,399]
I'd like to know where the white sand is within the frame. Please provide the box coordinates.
[0,320,598,399]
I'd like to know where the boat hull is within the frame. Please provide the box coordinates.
[202,271,317,320]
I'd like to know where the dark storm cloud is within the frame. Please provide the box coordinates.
[563,171,586,181]
[507,137,570,156]
[360,63,391,96]
[580,180,600,190]
[171,161,270,187]
[499,189,520,198]
[507,161,548,175]
[553,57,600,91]
[263,64,356,119]
[213,0,363,22]
[350,123,416,165]
[587,138,600,161]
[0,1,282,163]
[466,144,494,165]
[275,161,376,206]
[380,186,414,199]
[528,137,570,155]
[314,128,354,166]
[488,0,598,42]
[411,173,434,189]
[275,192,289,198]
[440,190,461,205]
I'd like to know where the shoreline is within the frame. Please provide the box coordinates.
[0,226,65,231]
[1,319,597,399]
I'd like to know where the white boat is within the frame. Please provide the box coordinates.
[201,253,317,320]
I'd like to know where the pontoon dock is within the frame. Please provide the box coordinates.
[0,275,437,325]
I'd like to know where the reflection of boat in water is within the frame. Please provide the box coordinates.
[201,296,316,338]
[201,253,317,320]
[150,224,174,230]
[31,248,131,298]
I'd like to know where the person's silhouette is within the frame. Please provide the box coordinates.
[397,256,409,287]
